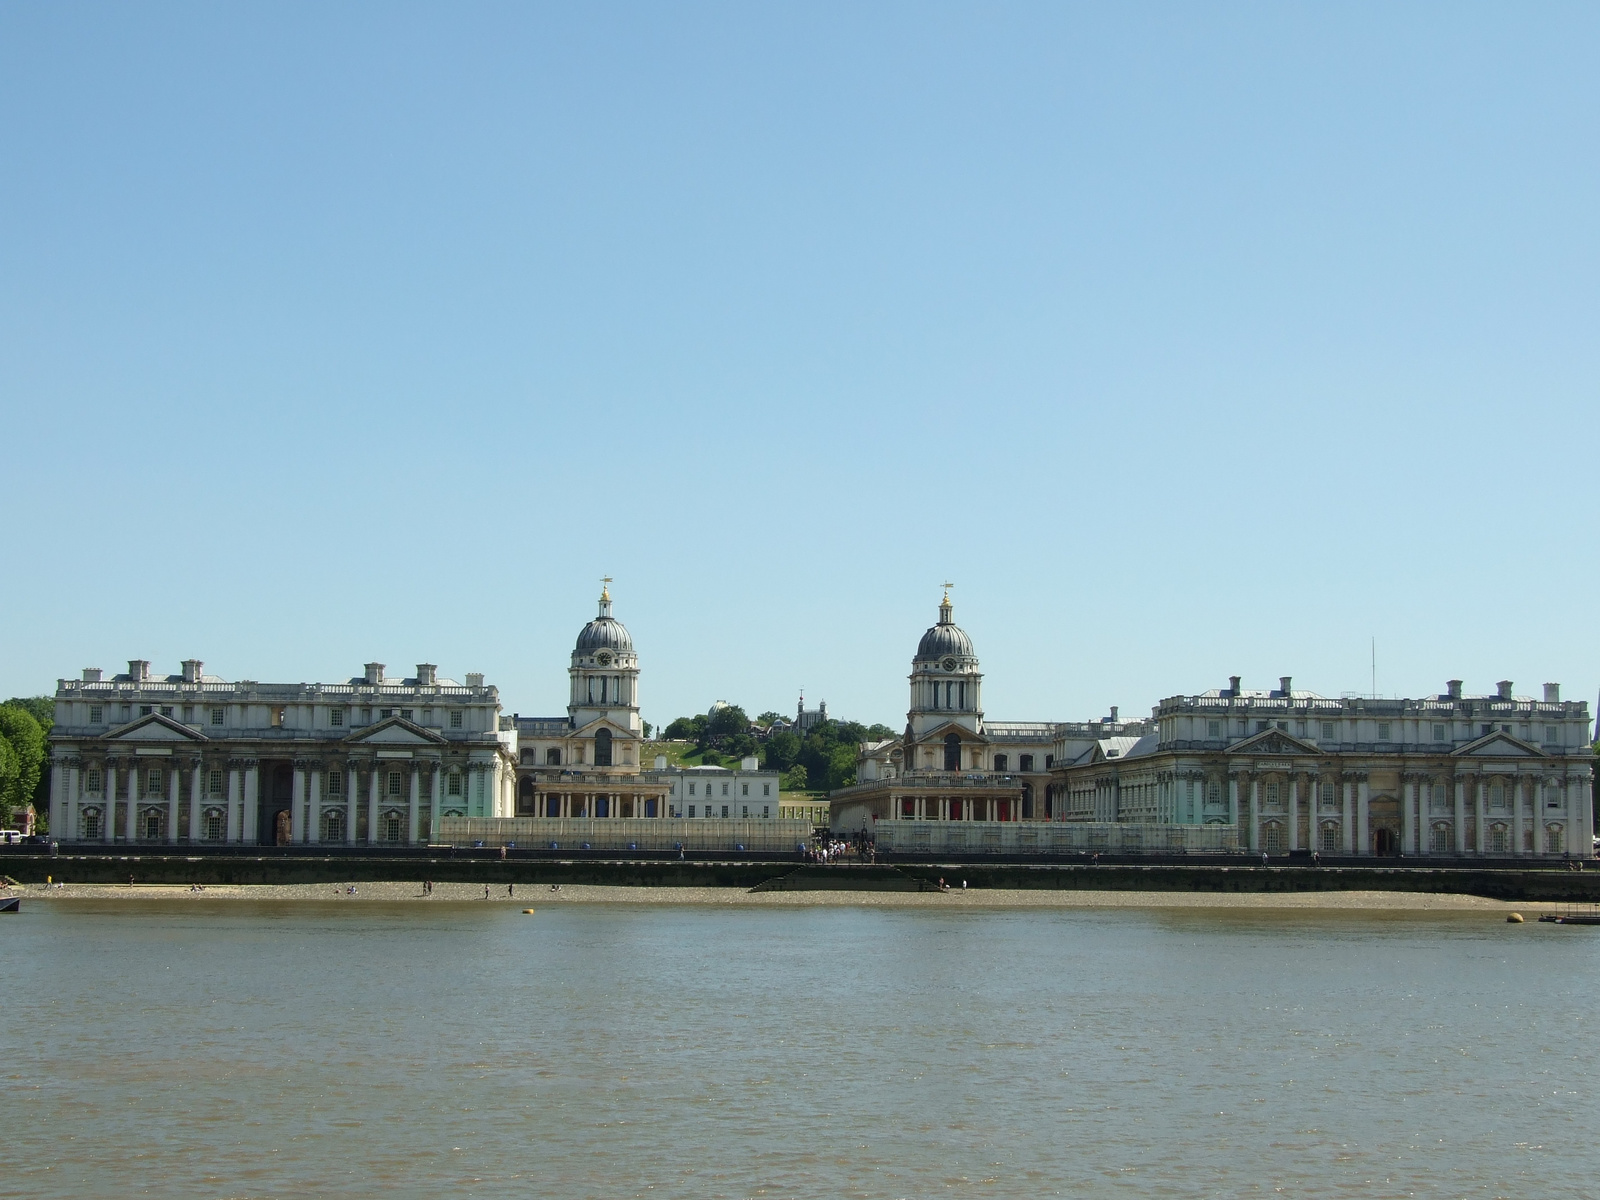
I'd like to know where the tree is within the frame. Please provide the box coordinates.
[662,716,703,741]
[642,720,653,738]
[762,730,801,772]
[705,704,749,749]
[0,704,46,821]
[754,711,783,728]
[780,764,809,792]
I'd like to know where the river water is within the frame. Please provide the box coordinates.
[3,900,1595,1198]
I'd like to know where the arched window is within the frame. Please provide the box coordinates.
[143,810,162,840]
[1430,824,1452,854]
[943,733,961,772]
[323,809,345,842]
[1263,822,1283,854]
[1319,821,1340,853]
[595,729,613,767]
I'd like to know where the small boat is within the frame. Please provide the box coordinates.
[0,896,19,914]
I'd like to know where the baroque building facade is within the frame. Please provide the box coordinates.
[835,594,1594,858]
[48,660,515,845]
[1055,677,1595,857]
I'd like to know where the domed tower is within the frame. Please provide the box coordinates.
[569,581,642,753]
[908,587,984,750]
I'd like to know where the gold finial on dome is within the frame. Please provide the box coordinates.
[941,581,953,603]
[600,575,613,603]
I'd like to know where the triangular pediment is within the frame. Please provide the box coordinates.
[106,713,207,742]
[1226,728,1320,757]
[917,721,987,745]
[343,716,448,745]
[570,716,636,739]
[1453,731,1545,758]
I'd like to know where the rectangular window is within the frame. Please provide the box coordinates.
[1276,721,1287,732]
[447,775,462,796]
[182,706,194,723]
[421,710,432,726]
[688,805,696,817]
[1295,721,1306,737]
[1320,783,1334,808]
[388,772,403,796]
[86,769,102,793]
[1432,724,1446,741]
[89,704,103,723]
[1545,725,1559,743]
[330,708,344,727]
[450,711,463,729]
[1321,722,1335,739]
[147,768,163,792]
[361,708,372,724]
[763,806,769,818]
[1208,782,1221,805]
[140,705,153,717]
[328,770,342,796]
[159,706,173,717]
[1377,722,1391,740]
[1207,720,1221,738]
[400,709,413,721]
[763,784,770,796]
[689,783,696,795]
[742,806,749,818]
[721,805,729,818]
[210,707,224,725]
[1255,721,1267,733]
[121,705,131,720]
[380,709,393,719]
[721,783,729,796]
[1265,783,1279,806]
[742,783,749,796]
[208,770,223,796]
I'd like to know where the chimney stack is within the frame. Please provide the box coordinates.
[1229,675,1242,696]
[1110,706,1119,722]
[1544,683,1560,703]
[416,663,437,686]
[128,659,150,682]
[465,672,485,689]
[1496,680,1514,700]
[181,659,203,684]
[364,663,384,686]
[1279,676,1293,697]
[1447,680,1463,700]
[82,668,102,683]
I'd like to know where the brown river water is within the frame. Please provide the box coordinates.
[3,900,1595,1198]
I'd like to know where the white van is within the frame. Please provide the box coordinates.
[0,830,22,845]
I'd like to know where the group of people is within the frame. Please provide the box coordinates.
[807,835,876,864]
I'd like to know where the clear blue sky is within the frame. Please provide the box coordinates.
[3,3,1596,729]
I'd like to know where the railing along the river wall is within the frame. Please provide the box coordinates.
[436,816,813,854]
[872,821,1241,855]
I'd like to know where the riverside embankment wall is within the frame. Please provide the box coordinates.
[6,853,1600,902]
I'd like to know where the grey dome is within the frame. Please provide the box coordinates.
[576,589,634,654]
[577,615,633,653]
[915,595,975,661]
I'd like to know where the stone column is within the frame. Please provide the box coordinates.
[1569,773,1591,857]
[1454,777,1466,854]
[65,759,81,842]
[188,759,203,842]
[1305,772,1319,852]
[366,766,380,845]
[103,761,118,843]
[1249,776,1261,852]
[243,761,260,846]
[166,765,180,843]
[48,762,65,842]
[1288,775,1301,852]
[408,763,421,844]
[227,764,242,842]
[1228,773,1239,830]
[1341,779,1353,854]
[126,763,140,842]
[1511,775,1524,857]
[429,763,441,843]
[1401,776,1415,856]
[1355,775,1369,856]
[290,762,307,843]
[1473,777,1486,854]
[346,762,359,846]
[307,765,322,844]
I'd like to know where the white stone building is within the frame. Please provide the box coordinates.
[658,757,782,820]
[48,660,515,845]
[1054,676,1595,857]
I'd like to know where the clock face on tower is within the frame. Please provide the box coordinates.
[596,653,613,667]
[942,657,957,671]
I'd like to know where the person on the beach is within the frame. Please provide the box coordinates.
[508,883,514,898]
[484,884,490,899]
